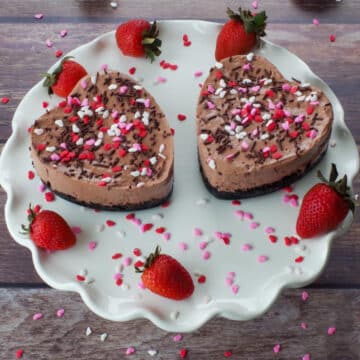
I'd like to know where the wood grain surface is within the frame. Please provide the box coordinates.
[0,288,359,359]
[0,1,359,358]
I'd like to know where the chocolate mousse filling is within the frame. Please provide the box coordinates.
[196,54,333,198]
[31,71,174,210]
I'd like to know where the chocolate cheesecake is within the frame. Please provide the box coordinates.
[196,54,333,198]
[31,71,174,210]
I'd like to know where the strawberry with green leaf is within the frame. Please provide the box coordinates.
[43,56,87,97]
[21,205,76,250]
[215,7,267,61]
[296,164,355,238]
[136,246,194,300]
[115,19,162,62]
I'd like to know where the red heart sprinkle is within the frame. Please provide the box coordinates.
[129,66,136,75]
[112,253,122,260]
[156,227,166,234]
[177,114,187,121]
[106,220,116,227]
[179,349,188,359]
[198,275,206,283]
[15,349,24,359]
[27,171,35,180]
[45,192,55,202]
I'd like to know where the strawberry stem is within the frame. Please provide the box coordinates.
[141,21,162,62]
[226,7,267,37]
[317,163,356,213]
[20,204,36,234]
[43,56,74,95]
[135,245,161,273]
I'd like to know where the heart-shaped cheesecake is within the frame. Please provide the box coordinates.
[31,71,174,210]
[196,54,333,198]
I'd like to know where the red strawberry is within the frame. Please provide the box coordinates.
[136,246,194,300]
[21,206,76,250]
[215,7,267,61]
[43,56,87,97]
[115,19,162,62]
[296,164,355,238]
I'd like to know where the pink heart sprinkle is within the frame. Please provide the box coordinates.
[126,347,136,355]
[252,0,258,9]
[179,242,188,251]
[265,227,275,234]
[123,257,132,267]
[60,29,67,37]
[228,271,235,278]
[71,226,82,234]
[244,212,253,220]
[173,334,183,342]
[328,327,336,335]
[56,309,65,318]
[38,183,46,192]
[119,86,128,94]
[194,71,203,77]
[303,354,310,360]
[302,291,309,301]
[199,241,207,250]
[225,277,234,286]
[163,232,171,241]
[301,322,308,329]
[193,227,203,237]
[241,243,253,251]
[231,284,239,294]
[257,255,269,263]
[273,344,281,353]
[313,18,320,26]
[235,210,245,219]
[101,64,108,71]
[132,218,141,226]
[138,281,145,290]
[144,99,151,108]
[250,221,260,229]
[88,242,97,250]
[202,251,211,260]
[207,101,215,110]
[156,76,167,83]
[46,39,53,48]
[33,313,43,320]
[290,198,298,207]
[34,13,44,19]
[283,194,291,203]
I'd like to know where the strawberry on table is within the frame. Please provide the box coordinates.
[296,164,355,238]
[21,205,76,250]
[115,19,162,62]
[215,7,267,61]
[43,56,87,97]
[136,246,194,300]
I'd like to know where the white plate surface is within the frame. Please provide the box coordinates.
[0,20,359,332]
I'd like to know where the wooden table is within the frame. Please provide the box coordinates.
[1,1,359,358]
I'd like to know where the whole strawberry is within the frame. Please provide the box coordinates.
[136,246,194,300]
[296,164,355,238]
[115,19,162,62]
[43,56,87,97]
[21,206,76,250]
[215,7,267,61]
